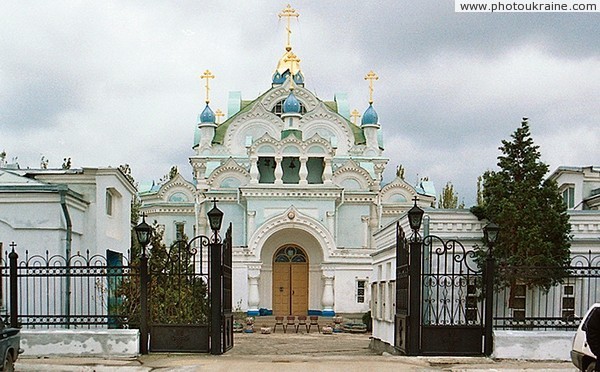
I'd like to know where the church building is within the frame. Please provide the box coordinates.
[139,5,435,317]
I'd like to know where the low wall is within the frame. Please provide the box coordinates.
[369,330,575,361]
[20,329,140,357]
[493,330,574,361]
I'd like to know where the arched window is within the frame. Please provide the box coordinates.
[274,245,307,262]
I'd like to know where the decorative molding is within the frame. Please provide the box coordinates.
[260,83,319,112]
[206,157,250,188]
[156,173,196,200]
[141,206,195,214]
[379,176,417,204]
[247,132,334,157]
[247,206,336,260]
[332,159,374,190]
[240,187,341,199]
[224,104,283,152]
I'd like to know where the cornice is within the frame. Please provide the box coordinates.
[239,186,342,199]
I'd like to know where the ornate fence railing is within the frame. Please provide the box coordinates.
[493,250,600,331]
[1,245,137,329]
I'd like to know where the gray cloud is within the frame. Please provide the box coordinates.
[1,0,598,207]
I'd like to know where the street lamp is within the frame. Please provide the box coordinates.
[407,197,425,239]
[206,198,224,241]
[482,221,499,356]
[483,222,500,251]
[134,213,153,257]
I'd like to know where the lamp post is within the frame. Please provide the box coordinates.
[482,221,500,356]
[134,213,153,355]
[134,213,153,257]
[406,197,424,354]
[207,198,224,243]
[407,197,425,241]
[207,198,224,355]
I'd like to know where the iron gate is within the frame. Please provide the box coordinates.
[395,222,492,356]
[420,235,485,355]
[143,223,233,354]
[147,234,211,352]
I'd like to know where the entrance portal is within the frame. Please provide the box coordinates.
[272,245,308,315]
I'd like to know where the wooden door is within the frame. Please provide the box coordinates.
[273,263,291,315]
[272,245,308,315]
[291,264,308,315]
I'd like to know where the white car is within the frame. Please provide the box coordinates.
[572,303,599,372]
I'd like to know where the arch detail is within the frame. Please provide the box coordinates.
[248,206,335,261]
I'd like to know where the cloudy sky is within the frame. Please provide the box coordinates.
[1,1,598,206]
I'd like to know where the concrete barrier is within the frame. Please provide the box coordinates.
[493,330,575,361]
[20,329,139,357]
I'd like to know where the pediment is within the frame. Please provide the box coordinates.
[333,159,373,190]
[380,176,417,204]
[260,82,319,112]
[157,173,196,202]
[207,157,250,189]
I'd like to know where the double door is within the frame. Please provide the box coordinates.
[273,262,308,315]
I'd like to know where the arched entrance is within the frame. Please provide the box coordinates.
[272,245,308,315]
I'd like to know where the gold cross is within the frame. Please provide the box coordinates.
[201,69,215,104]
[215,109,224,124]
[364,70,379,104]
[284,51,301,81]
[278,4,299,51]
[351,109,361,125]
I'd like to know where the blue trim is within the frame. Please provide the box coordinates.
[307,309,322,316]
[247,310,260,316]
[321,310,335,317]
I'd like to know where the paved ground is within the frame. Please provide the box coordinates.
[16,332,578,371]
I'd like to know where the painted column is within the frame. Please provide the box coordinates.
[361,216,369,248]
[326,211,335,238]
[249,155,259,184]
[321,268,335,317]
[274,156,283,185]
[247,211,256,239]
[247,266,261,316]
[323,157,333,185]
[298,156,308,185]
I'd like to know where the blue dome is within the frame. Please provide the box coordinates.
[199,104,215,124]
[283,91,301,114]
[361,104,378,126]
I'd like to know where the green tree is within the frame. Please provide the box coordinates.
[116,223,209,326]
[474,118,571,298]
[476,175,484,206]
[438,181,459,209]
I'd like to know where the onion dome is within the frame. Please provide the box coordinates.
[283,91,301,114]
[199,104,215,124]
[361,103,379,126]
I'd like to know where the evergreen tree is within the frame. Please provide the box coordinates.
[438,181,459,209]
[116,223,209,327]
[476,118,571,297]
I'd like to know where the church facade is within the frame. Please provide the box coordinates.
[139,5,435,316]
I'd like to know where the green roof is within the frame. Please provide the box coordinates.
[213,87,366,146]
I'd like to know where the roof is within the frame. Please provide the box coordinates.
[212,87,366,146]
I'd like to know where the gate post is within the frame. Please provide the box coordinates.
[210,241,223,355]
[483,253,495,356]
[408,240,422,355]
[9,243,18,328]
[139,253,149,355]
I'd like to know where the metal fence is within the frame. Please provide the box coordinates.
[1,243,137,329]
[493,250,600,331]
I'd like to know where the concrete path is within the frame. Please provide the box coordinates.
[16,332,578,371]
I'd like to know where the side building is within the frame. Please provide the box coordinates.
[0,167,136,259]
